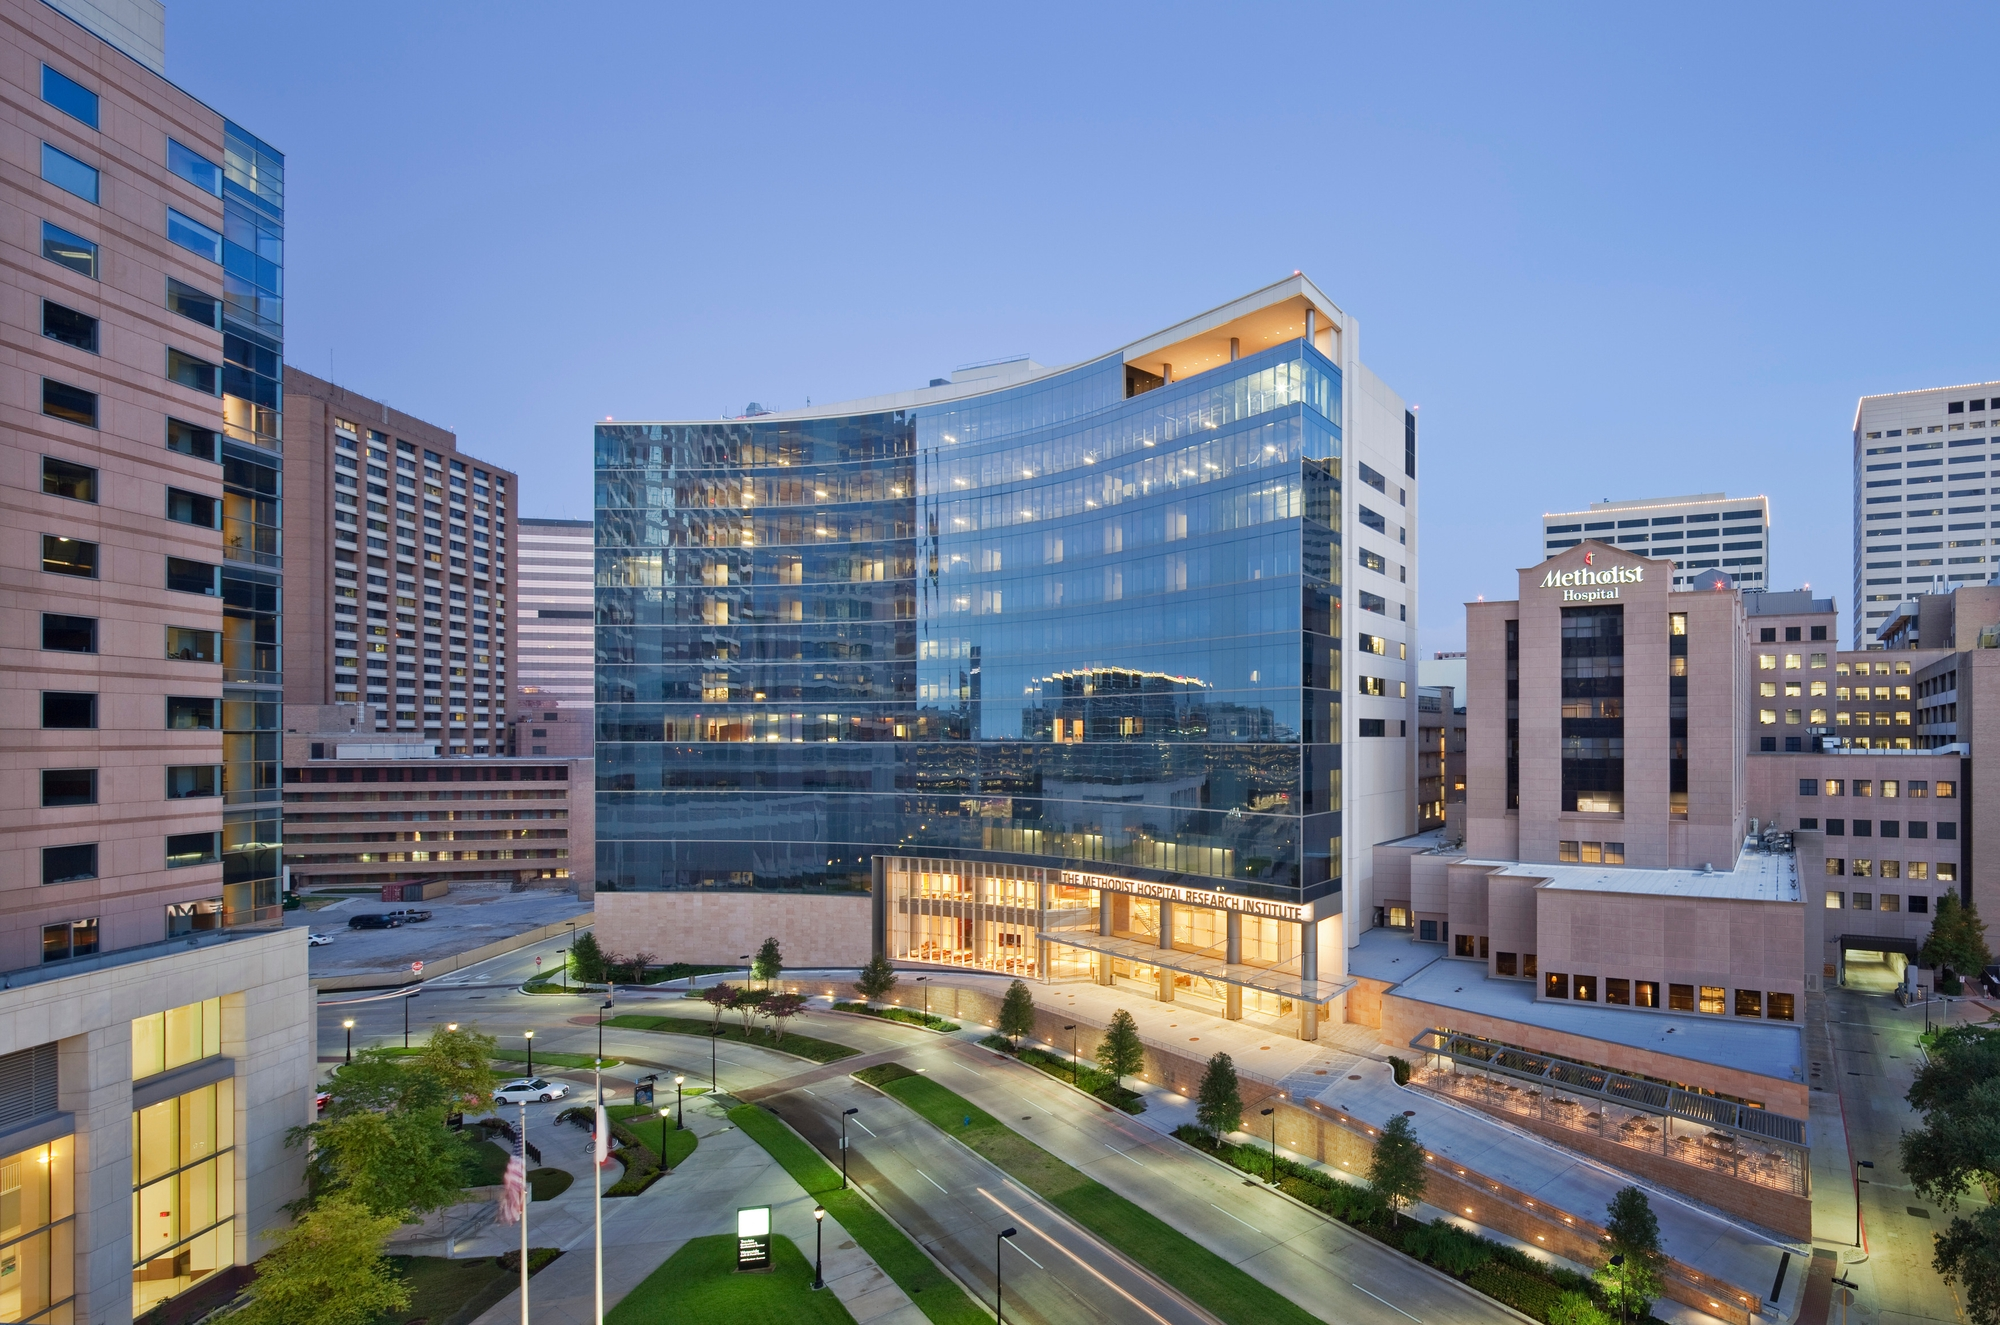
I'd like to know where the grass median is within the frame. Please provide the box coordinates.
[606,1233,854,1325]
[604,1015,857,1064]
[854,1063,1327,1325]
[728,1104,987,1325]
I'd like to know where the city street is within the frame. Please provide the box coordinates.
[1820,984,1985,1325]
[317,939,1517,1325]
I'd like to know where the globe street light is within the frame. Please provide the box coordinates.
[342,1018,355,1064]
[996,1227,1018,1323]
[658,1107,672,1170]
[812,1204,827,1290]
[524,1029,534,1077]
[674,1075,685,1129]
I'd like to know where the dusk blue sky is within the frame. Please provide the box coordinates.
[169,3,2000,657]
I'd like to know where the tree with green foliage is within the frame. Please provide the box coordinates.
[1921,895,1993,994]
[234,1195,410,1325]
[302,1106,469,1220]
[752,935,784,988]
[853,955,898,1001]
[316,1048,450,1120]
[1195,1052,1242,1137]
[1597,1185,1664,1317]
[419,1022,498,1113]
[734,986,764,1036]
[1368,1113,1427,1226]
[1095,1008,1145,1087]
[998,979,1036,1046]
[1902,1023,2000,1325]
[570,929,608,984]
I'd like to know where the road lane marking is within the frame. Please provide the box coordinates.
[976,1187,1175,1325]
[1209,1202,1261,1233]
[1106,1145,1148,1168]
[1353,1282,1421,1322]
[852,1118,878,1138]
[1004,1239,1045,1269]
[915,1168,948,1193]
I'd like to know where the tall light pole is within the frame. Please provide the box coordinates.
[598,998,613,1075]
[840,1107,858,1189]
[996,1232,1016,1320]
[565,921,578,992]
[812,1205,827,1290]
[674,1075,685,1129]
[559,946,569,992]
[517,1097,531,1325]
[1609,1254,1626,1325]
[524,1029,534,1077]
[342,1018,354,1064]
[658,1107,671,1169]
[1261,1107,1277,1184]
[1063,1024,1077,1082]
[403,990,417,1048]
[739,953,752,990]
[709,1016,719,1094]
[916,974,929,1020]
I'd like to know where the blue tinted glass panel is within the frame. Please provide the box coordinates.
[167,208,222,262]
[168,140,222,195]
[41,222,96,277]
[40,144,98,203]
[41,65,97,127]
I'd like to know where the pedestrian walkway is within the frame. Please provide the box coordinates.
[467,1092,923,1325]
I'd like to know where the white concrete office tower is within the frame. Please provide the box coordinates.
[1542,494,1770,590]
[512,518,594,757]
[1852,381,2000,648]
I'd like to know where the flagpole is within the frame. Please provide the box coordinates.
[519,1099,530,1325]
[594,1056,604,1325]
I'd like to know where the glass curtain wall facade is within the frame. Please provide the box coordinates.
[596,340,1345,914]
[218,124,284,927]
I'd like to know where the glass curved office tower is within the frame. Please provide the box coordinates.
[595,276,1416,1037]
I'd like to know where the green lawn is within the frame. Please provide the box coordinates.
[854,1064,1329,1325]
[603,1015,858,1063]
[528,1167,572,1201]
[729,1105,987,1325]
[460,1138,513,1187]
[608,1233,854,1324]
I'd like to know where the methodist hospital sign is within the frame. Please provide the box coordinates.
[1541,561,1643,603]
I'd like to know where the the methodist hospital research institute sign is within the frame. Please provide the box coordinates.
[1541,554,1642,604]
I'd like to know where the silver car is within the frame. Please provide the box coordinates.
[493,1077,569,1104]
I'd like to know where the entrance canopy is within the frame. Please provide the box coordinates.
[1837,933,1920,959]
[1038,930,1352,1004]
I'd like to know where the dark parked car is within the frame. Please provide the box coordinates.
[348,913,402,930]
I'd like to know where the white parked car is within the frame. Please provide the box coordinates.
[306,932,332,947]
[494,1077,569,1104]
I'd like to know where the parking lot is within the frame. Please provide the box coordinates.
[291,883,589,981]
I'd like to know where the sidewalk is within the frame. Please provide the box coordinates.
[467,1092,923,1325]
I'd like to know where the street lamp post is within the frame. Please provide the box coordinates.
[342,1018,354,1064]
[709,1019,719,1095]
[564,921,578,992]
[1609,1254,1627,1325]
[658,1107,671,1169]
[524,1030,534,1078]
[740,953,752,990]
[840,1107,858,1189]
[916,975,928,1020]
[403,990,417,1048]
[598,998,613,1069]
[1063,1024,1077,1082]
[674,1075,685,1128]
[1261,1107,1277,1183]
[447,1022,458,1033]
[996,1232,1016,1320]
[812,1205,827,1290]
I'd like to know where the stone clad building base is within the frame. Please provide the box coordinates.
[592,891,871,968]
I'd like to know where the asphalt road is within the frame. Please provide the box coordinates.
[317,936,1516,1325]
[1823,987,1979,1325]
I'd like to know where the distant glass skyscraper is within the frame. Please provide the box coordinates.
[595,277,1417,1039]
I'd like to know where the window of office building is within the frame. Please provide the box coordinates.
[0,1125,74,1324]
[1560,606,1624,812]
[130,1000,232,1314]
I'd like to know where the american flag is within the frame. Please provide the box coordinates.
[497,1135,527,1225]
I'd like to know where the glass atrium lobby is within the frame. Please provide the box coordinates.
[879,856,1348,1039]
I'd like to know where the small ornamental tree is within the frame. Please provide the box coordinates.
[570,930,608,984]
[998,979,1036,1046]
[233,1195,410,1325]
[630,949,658,982]
[1903,1023,2000,1325]
[752,936,784,989]
[733,986,763,1036]
[1368,1113,1427,1226]
[1598,1185,1665,1316]
[854,955,898,1001]
[759,991,808,1042]
[703,981,738,1031]
[1195,1052,1243,1137]
[1095,1008,1145,1087]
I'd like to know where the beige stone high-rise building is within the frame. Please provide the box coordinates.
[0,1,310,1318]
[281,371,516,754]
[512,516,592,757]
